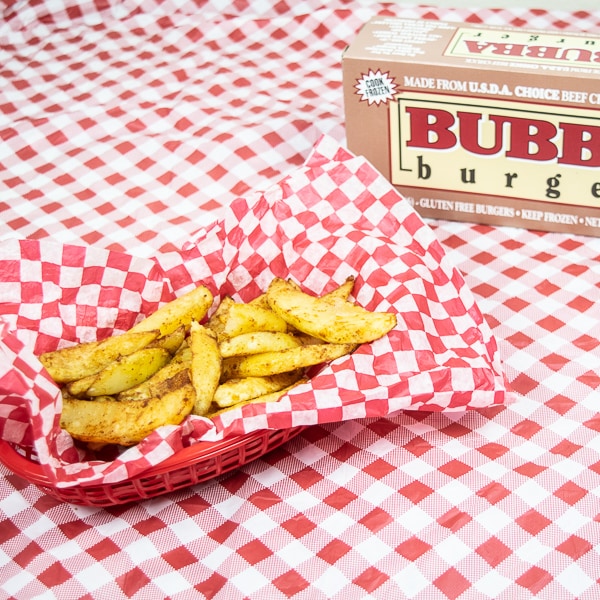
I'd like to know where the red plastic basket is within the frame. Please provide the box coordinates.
[0,427,305,506]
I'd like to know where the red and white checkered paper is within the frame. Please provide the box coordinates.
[0,136,508,487]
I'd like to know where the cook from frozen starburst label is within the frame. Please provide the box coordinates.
[355,69,397,106]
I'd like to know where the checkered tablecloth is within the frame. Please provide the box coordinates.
[2,2,600,599]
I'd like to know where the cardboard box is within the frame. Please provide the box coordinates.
[343,17,600,236]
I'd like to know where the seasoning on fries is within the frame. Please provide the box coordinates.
[39,277,397,447]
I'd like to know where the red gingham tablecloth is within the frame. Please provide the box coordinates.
[2,1,600,599]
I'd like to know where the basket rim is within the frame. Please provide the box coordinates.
[0,428,297,490]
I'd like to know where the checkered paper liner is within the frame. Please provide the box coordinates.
[0,136,507,487]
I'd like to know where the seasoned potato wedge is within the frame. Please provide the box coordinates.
[129,284,213,336]
[321,276,355,301]
[150,326,186,355]
[44,273,393,447]
[60,385,195,446]
[66,347,171,397]
[213,371,304,408]
[117,358,191,402]
[221,342,356,379]
[205,296,233,342]
[219,331,301,358]
[208,299,288,340]
[189,321,221,416]
[266,277,396,344]
[207,379,307,418]
[39,330,160,383]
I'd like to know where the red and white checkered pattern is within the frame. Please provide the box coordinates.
[2,1,600,599]
[0,135,507,487]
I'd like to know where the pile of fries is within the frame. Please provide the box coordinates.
[38,276,397,447]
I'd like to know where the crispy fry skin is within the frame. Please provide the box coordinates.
[221,342,356,379]
[117,358,191,402]
[266,277,396,344]
[206,379,307,418]
[47,274,393,447]
[208,300,288,341]
[66,348,171,397]
[60,385,196,446]
[47,286,212,444]
[129,284,213,336]
[219,331,301,357]
[149,326,186,355]
[213,371,303,408]
[189,321,221,416]
[321,276,355,301]
[223,303,288,338]
[39,330,159,383]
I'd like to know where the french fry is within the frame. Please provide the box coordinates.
[208,298,288,340]
[219,331,301,358]
[223,303,288,338]
[207,379,307,418]
[149,326,186,355]
[66,347,171,397]
[189,321,221,416]
[321,276,355,301]
[129,284,213,336]
[171,340,192,363]
[39,329,159,383]
[248,293,271,309]
[213,370,304,408]
[221,342,356,379]
[43,273,395,447]
[266,277,396,344]
[60,384,196,446]
[117,358,191,402]
[205,296,235,341]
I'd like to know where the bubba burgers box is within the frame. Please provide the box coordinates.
[342,17,600,236]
